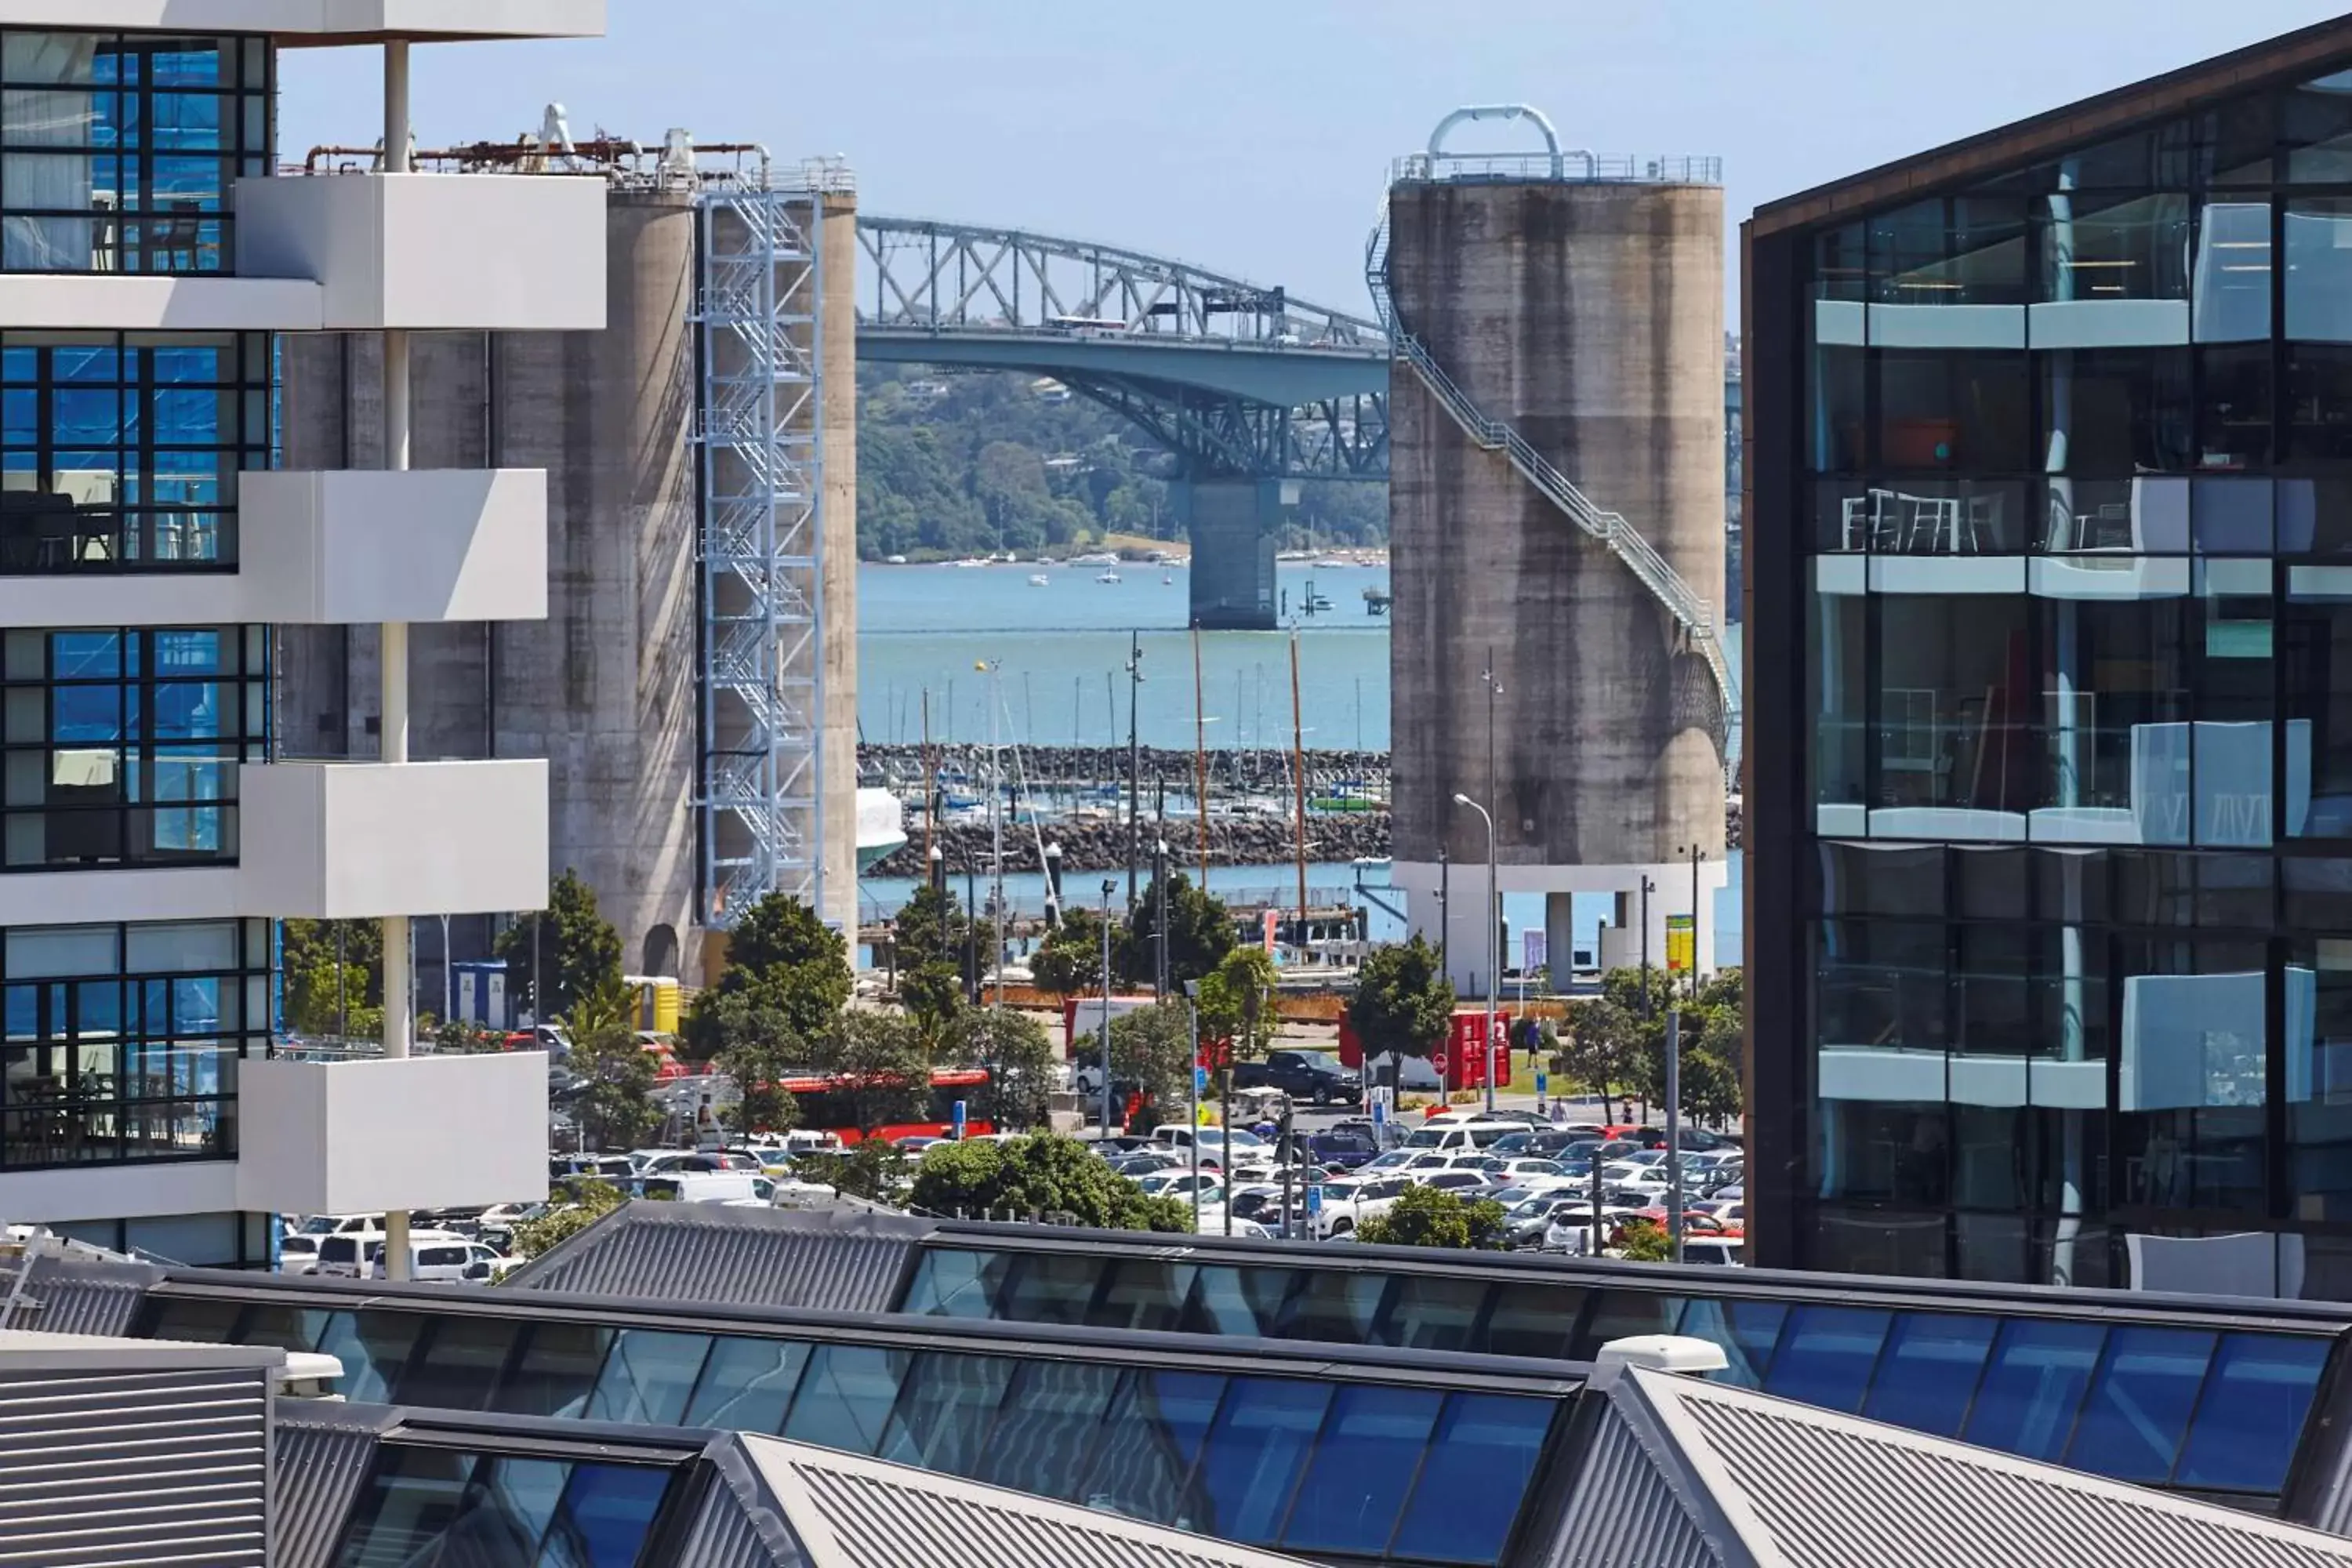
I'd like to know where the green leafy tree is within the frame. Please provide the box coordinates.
[1194,947,1279,1072]
[507,1178,626,1260]
[699,992,805,1138]
[944,1006,1059,1132]
[1352,1183,1508,1250]
[802,1009,932,1140]
[1348,935,1456,1079]
[891,884,969,1038]
[564,977,660,1151]
[1120,873,1233,989]
[1618,1219,1673,1262]
[495,870,625,1027]
[906,1134,1191,1231]
[281,919,382,1038]
[1030,906,1112,1001]
[1107,1001,1198,1131]
[1628,967,1744,1125]
[681,892,852,1063]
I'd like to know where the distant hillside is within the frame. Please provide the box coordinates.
[856,365,1385,561]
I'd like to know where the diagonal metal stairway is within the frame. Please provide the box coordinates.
[1367,207,1740,757]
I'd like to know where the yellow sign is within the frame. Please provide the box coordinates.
[1666,914,1696,973]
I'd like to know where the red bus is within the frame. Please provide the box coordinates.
[775,1066,995,1145]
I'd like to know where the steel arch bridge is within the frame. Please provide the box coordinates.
[854,215,1390,483]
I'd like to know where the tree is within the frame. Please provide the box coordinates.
[1629,967,1744,1125]
[797,1141,905,1203]
[564,977,661,1151]
[1107,1001,1198,1130]
[1193,947,1279,1073]
[1617,1219,1673,1262]
[495,870,624,1027]
[1120,873,1234,989]
[907,1134,1192,1231]
[802,1009,931,1140]
[508,1178,626,1260]
[891,884,968,1039]
[945,1007,1059,1132]
[681,892,852,1063]
[281,919,381,1038]
[1348,935,1455,1078]
[1030,906,1112,1001]
[1353,1184,1508,1250]
[701,993,804,1138]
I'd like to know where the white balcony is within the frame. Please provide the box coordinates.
[0,1161,239,1226]
[0,2,604,39]
[238,759,548,920]
[0,274,324,333]
[241,469,549,623]
[0,470,547,630]
[235,173,607,332]
[236,1053,550,1218]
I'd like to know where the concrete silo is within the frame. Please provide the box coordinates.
[1377,108,1730,986]
[281,154,861,996]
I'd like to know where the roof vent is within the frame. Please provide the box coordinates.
[1594,1334,1729,1377]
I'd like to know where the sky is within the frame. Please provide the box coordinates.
[281,0,2352,316]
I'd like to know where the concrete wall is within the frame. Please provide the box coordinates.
[1388,179,1726,873]
[280,188,705,985]
[818,194,860,942]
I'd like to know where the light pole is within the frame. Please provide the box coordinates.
[979,659,1004,1009]
[1154,838,1171,997]
[1098,879,1116,1139]
[1042,841,1063,929]
[1125,632,1144,912]
[1453,793,1498,1116]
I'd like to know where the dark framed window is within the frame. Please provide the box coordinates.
[0,916,267,1169]
[0,625,264,869]
[0,31,271,274]
[0,332,269,575]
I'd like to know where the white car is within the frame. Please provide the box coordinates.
[1311,1175,1417,1238]
[1413,1169,1503,1198]
[276,1234,321,1275]
[1684,1236,1746,1268]
[372,1239,515,1283]
[1135,1171,1225,1203]
[1399,1119,1527,1152]
[1188,1205,1272,1239]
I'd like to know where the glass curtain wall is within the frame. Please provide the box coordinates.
[1798,72,2352,1287]
[0,31,269,274]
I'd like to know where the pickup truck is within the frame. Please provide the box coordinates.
[1230,1049,1362,1106]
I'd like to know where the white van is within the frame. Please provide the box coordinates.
[1399,1119,1525,1152]
[641,1171,765,1205]
[320,1227,470,1279]
[1149,1125,1265,1171]
[371,1238,512,1283]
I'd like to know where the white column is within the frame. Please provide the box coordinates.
[378,38,413,1283]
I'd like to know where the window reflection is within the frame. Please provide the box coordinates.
[1861,1313,1994,1436]
[1963,1320,2103,1461]
[2063,1327,2215,1483]
[1280,1386,1440,1557]
[1388,1396,1552,1566]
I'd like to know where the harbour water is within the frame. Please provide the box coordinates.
[858,559,1745,964]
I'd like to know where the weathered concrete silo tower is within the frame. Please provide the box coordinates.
[1378,107,1730,985]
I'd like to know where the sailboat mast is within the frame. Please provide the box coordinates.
[1192,622,1210,890]
[1290,628,1309,948]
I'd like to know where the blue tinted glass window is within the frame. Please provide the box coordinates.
[984,1359,1125,1501]
[583,1330,709,1428]
[1000,1253,1107,1323]
[506,1323,614,1421]
[1276,1270,1390,1343]
[397,1316,517,1412]
[1681,1298,1787,1388]
[1483,1283,1577,1358]
[1575,1291,1689,1356]
[1194,1377,1331,1544]
[684,1337,808,1435]
[1964,1320,2105,1461]
[436,1456,567,1563]
[1279,1385,1442,1556]
[330,1447,477,1566]
[1375,1274,1492,1351]
[1183,1265,1294,1335]
[1763,1307,1891,1414]
[1864,1314,1996,1438]
[1390,1395,1553,1565]
[878,1352,1014,1477]
[1080,1371,1225,1530]
[782,1345,911,1457]
[314,1311,417,1405]
[2064,1328,2216,1484]
[2176,1334,2334,1493]
[1094,1258,1196,1331]
[543,1461,674,1568]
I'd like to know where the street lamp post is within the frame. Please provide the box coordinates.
[1453,793,1498,1116]
[1154,838,1171,997]
[1098,879,1116,1140]
[1125,632,1144,912]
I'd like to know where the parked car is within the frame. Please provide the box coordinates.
[1304,1128,1380,1171]
[1149,1125,1265,1171]
[1683,1236,1745,1268]
[1501,1192,1592,1248]
[1414,1169,1504,1197]
[1134,1171,1225,1203]
[1310,1175,1416,1238]
[1399,1119,1527,1152]
[276,1233,321,1274]
[1232,1049,1363,1105]
[372,1238,517,1283]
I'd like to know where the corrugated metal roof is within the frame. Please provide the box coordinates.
[674,1439,810,1568]
[9,1255,162,1337]
[505,1203,931,1312]
[272,1406,395,1568]
[1548,1399,1723,1568]
[0,1363,270,1568]
[1606,1366,2352,1568]
[732,1433,1319,1568]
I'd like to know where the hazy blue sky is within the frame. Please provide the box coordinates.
[282,1,2350,314]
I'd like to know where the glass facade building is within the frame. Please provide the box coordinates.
[1745,20,2352,1293]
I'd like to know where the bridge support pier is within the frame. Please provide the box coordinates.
[1178,477,1287,630]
